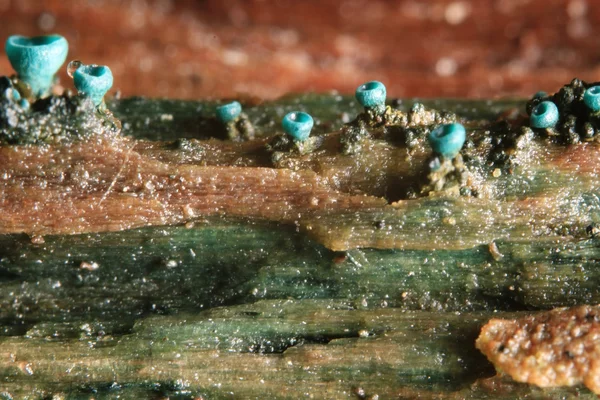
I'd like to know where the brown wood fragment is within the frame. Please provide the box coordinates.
[476,305,600,394]
[0,133,599,251]
[0,136,386,239]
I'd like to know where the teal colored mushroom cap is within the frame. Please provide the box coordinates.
[73,64,113,106]
[282,111,314,142]
[530,101,559,129]
[355,81,386,109]
[216,101,242,123]
[584,86,600,112]
[19,98,29,110]
[428,123,466,159]
[5,34,69,97]
[3,87,20,102]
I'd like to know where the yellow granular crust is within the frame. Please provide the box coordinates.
[476,305,600,394]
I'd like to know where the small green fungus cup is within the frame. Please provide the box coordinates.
[428,123,466,159]
[282,111,314,142]
[73,64,114,106]
[5,34,69,97]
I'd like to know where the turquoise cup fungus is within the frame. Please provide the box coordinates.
[584,86,600,112]
[216,101,242,123]
[428,123,466,159]
[73,64,113,106]
[530,101,559,129]
[355,81,386,109]
[282,111,314,142]
[5,34,68,97]
[3,87,19,102]
[19,98,29,110]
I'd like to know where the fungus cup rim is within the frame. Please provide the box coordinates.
[355,81,386,108]
[357,81,385,93]
[75,65,112,80]
[588,86,600,96]
[7,35,65,48]
[533,102,552,116]
[287,111,312,124]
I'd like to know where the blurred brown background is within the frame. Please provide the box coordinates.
[0,0,599,100]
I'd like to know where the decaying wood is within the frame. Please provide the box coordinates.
[1,122,599,252]
[0,136,385,240]
[2,95,600,398]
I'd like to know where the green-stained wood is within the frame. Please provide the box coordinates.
[1,221,600,398]
[0,301,596,399]
[2,222,600,333]
[111,95,523,141]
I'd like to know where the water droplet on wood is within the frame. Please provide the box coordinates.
[67,60,83,78]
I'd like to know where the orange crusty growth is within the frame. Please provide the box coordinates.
[476,305,600,394]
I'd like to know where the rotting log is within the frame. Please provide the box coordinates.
[1,93,600,398]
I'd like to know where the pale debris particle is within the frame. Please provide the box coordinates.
[476,305,600,394]
[444,1,471,25]
[221,49,249,66]
[182,204,195,218]
[17,361,34,375]
[443,216,457,226]
[435,57,458,77]
[37,12,56,31]
[30,235,45,244]
[80,261,100,271]
[488,241,504,261]
[567,0,587,19]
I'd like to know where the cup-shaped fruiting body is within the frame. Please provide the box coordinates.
[5,34,68,97]
[530,101,559,129]
[19,98,29,110]
[428,123,466,159]
[3,87,20,102]
[282,111,314,142]
[355,81,386,110]
[584,86,600,112]
[73,64,113,106]
[216,101,242,123]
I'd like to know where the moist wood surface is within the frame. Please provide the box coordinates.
[1,95,600,398]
